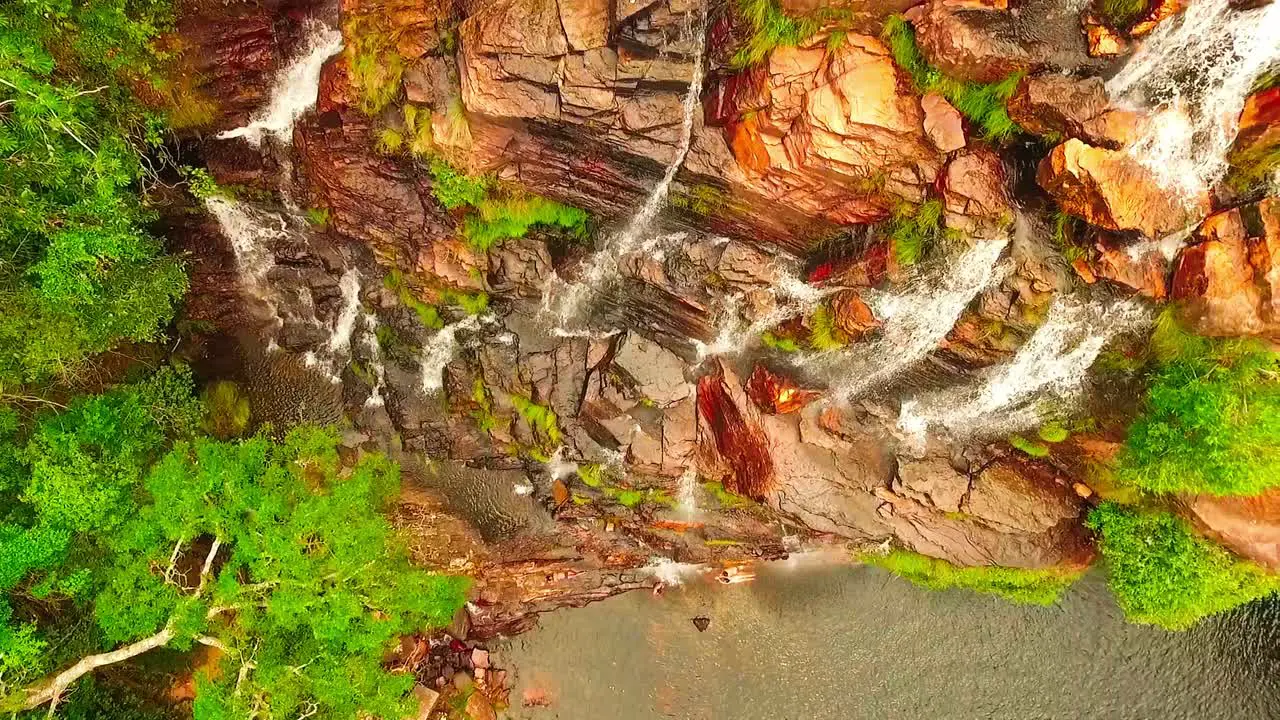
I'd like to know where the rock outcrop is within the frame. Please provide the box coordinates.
[1038,139,1211,238]
[1171,198,1280,338]
[1184,491,1280,571]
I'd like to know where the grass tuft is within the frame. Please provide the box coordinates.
[882,16,1022,142]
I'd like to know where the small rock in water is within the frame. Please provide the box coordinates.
[692,615,711,632]
[410,684,440,720]
[471,648,491,669]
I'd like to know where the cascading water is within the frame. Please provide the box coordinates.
[694,265,837,360]
[676,467,698,517]
[541,3,707,329]
[805,237,1010,400]
[420,315,481,394]
[359,313,388,408]
[204,196,288,324]
[1107,0,1280,200]
[216,20,344,147]
[898,296,1149,449]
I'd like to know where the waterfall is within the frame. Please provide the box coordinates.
[694,266,836,361]
[360,312,388,408]
[900,296,1149,443]
[808,237,1010,400]
[327,269,362,356]
[1107,0,1280,199]
[204,196,287,325]
[542,3,707,328]
[420,315,480,394]
[217,20,344,147]
[676,467,698,517]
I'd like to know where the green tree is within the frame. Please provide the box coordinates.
[0,0,188,385]
[1,382,467,717]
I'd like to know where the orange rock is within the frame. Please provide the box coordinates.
[829,289,880,339]
[1185,489,1280,571]
[1083,13,1129,57]
[1037,139,1210,238]
[1092,233,1168,299]
[1171,199,1280,338]
[551,478,570,507]
[744,364,823,415]
[727,114,770,176]
[921,92,966,153]
[1129,0,1187,37]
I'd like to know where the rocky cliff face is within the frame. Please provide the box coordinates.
[171,0,1280,632]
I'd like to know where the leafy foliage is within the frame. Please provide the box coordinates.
[882,16,1022,142]
[0,0,188,385]
[0,373,467,716]
[463,196,589,251]
[429,160,490,210]
[1087,503,1280,630]
[865,549,1082,606]
[201,381,250,439]
[1115,312,1280,496]
[512,395,562,454]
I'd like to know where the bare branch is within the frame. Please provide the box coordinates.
[197,537,222,595]
[25,625,176,710]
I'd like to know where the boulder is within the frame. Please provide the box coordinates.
[1082,13,1129,57]
[1184,490,1280,571]
[560,0,611,50]
[963,460,1083,535]
[1037,139,1210,238]
[696,363,775,499]
[612,333,693,407]
[941,147,1013,237]
[896,456,968,514]
[1006,73,1138,148]
[1091,233,1168,299]
[921,92,966,153]
[828,290,880,338]
[1171,199,1280,338]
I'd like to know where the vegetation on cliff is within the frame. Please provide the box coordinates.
[865,549,1083,606]
[1115,312,1280,496]
[0,0,187,386]
[1087,503,1280,630]
[881,16,1022,142]
[0,371,467,716]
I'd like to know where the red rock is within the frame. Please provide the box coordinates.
[744,365,823,415]
[1092,233,1168,299]
[942,147,1013,236]
[696,364,775,499]
[1037,139,1210,238]
[829,290,880,338]
[1171,199,1280,338]
[1006,73,1138,148]
[1185,490,1280,571]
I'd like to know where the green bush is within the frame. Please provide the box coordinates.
[730,0,852,68]
[429,160,490,210]
[1087,503,1280,630]
[1116,312,1280,496]
[882,16,1022,142]
[865,549,1082,605]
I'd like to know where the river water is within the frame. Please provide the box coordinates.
[496,560,1280,719]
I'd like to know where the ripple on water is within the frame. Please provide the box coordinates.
[496,564,1280,720]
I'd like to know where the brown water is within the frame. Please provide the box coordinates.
[497,558,1280,720]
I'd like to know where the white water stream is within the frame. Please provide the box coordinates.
[694,264,837,360]
[204,196,288,325]
[359,311,388,408]
[1107,0,1280,200]
[217,20,344,147]
[803,238,1010,401]
[542,3,707,329]
[898,296,1149,450]
[420,315,481,394]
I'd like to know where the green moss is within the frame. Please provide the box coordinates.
[470,378,497,433]
[376,127,404,154]
[578,463,608,488]
[1009,435,1050,457]
[512,395,562,451]
[344,12,406,115]
[385,270,445,330]
[704,539,747,547]
[882,16,1022,142]
[761,331,801,353]
[441,289,489,316]
[614,489,645,508]
[703,481,746,508]
[1115,311,1280,496]
[304,207,331,227]
[1088,503,1280,630]
[1037,423,1070,443]
[865,549,1082,605]
[429,160,491,210]
[607,487,674,509]
[671,184,729,216]
[1225,139,1280,196]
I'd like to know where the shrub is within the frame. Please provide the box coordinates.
[202,381,251,439]
[1115,312,1280,496]
[1087,503,1280,629]
[865,549,1082,605]
[429,160,490,210]
[882,16,1022,142]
